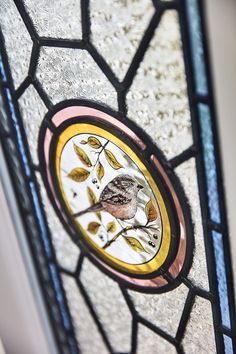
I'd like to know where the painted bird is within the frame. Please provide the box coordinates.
[73,174,144,220]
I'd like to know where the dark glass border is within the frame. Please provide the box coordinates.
[38,106,194,286]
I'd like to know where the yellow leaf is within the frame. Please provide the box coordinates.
[145,199,158,222]
[73,143,92,167]
[104,149,123,170]
[87,187,101,220]
[88,136,102,149]
[87,221,100,235]
[123,236,146,253]
[106,221,116,233]
[96,162,105,182]
[80,140,87,145]
[96,211,102,221]
[68,168,90,182]
[87,186,98,205]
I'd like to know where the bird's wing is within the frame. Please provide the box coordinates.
[100,184,131,205]
[102,193,131,205]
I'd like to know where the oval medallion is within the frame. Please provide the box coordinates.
[40,103,193,291]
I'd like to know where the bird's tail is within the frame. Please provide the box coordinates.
[73,202,103,218]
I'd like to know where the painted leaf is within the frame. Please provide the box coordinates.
[80,140,87,145]
[88,136,102,149]
[87,187,101,220]
[87,221,101,235]
[145,199,158,222]
[96,211,102,221]
[107,221,116,233]
[73,143,92,167]
[87,186,98,205]
[123,236,146,253]
[96,162,105,182]
[68,168,90,182]
[104,149,123,170]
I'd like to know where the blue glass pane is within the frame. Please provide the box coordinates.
[223,335,233,354]
[212,231,231,329]
[30,181,52,258]
[5,88,31,177]
[185,0,208,95]
[0,92,10,133]
[49,263,72,331]
[198,103,221,223]
[68,336,79,354]
[0,55,7,81]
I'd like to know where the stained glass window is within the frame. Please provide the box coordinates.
[0,1,235,353]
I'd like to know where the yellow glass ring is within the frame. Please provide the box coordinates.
[54,123,171,275]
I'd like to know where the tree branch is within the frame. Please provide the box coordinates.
[102,224,158,249]
[92,140,109,172]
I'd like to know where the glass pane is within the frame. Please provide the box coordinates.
[0,1,235,353]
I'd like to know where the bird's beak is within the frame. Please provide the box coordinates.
[138,184,144,190]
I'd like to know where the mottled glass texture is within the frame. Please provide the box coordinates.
[212,231,231,329]
[185,0,208,95]
[198,103,221,224]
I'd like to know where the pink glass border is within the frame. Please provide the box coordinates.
[52,106,146,150]
[43,105,187,290]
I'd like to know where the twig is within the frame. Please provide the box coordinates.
[91,140,109,173]
[102,224,158,249]
[62,140,109,176]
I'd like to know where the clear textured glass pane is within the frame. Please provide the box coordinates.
[0,0,32,88]
[175,158,209,290]
[23,0,82,39]
[129,284,189,336]
[183,296,216,353]
[127,10,192,160]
